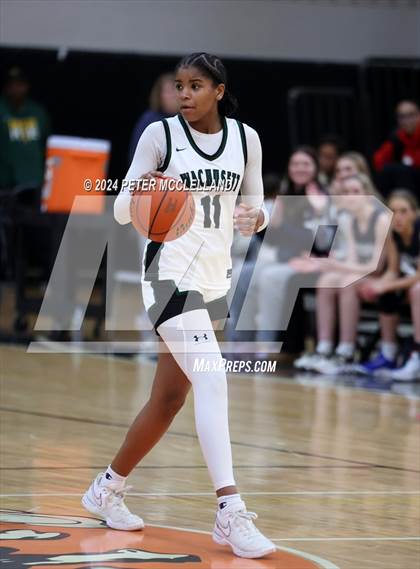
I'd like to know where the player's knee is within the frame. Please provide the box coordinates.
[154,388,188,417]
[317,273,339,288]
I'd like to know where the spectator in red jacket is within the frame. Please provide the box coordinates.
[374,100,420,196]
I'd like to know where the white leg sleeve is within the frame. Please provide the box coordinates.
[157,309,235,490]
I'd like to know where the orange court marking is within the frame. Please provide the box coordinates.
[0,510,338,568]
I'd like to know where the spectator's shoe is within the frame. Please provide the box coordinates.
[311,354,353,376]
[213,501,276,558]
[82,473,144,530]
[390,353,420,382]
[294,352,330,371]
[359,353,397,376]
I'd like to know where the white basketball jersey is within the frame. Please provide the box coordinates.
[142,114,247,292]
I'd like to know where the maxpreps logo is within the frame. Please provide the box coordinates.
[0,510,200,568]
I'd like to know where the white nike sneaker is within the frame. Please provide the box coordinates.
[390,353,420,381]
[81,473,144,530]
[311,354,353,375]
[213,502,276,558]
[294,352,330,371]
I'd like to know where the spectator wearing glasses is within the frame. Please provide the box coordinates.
[374,100,420,196]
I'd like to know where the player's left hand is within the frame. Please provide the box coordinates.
[234,204,264,236]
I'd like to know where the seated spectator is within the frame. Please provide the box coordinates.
[293,173,390,374]
[373,100,420,196]
[226,173,280,343]
[334,151,371,183]
[232,147,335,353]
[358,190,420,381]
[128,73,178,163]
[0,66,51,191]
[317,134,345,186]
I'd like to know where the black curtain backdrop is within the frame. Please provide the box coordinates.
[0,46,363,185]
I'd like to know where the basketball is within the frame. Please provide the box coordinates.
[129,176,195,242]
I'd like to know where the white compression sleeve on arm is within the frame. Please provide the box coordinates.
[240,125,269,232]
[157,310,236,490]
[114,121,166,225]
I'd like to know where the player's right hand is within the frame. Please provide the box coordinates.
[130,171,165,194]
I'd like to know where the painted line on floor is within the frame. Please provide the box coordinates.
[272,536,420,542]
[1,490,419,497]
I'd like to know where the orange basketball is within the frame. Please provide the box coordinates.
[129,176,195,242]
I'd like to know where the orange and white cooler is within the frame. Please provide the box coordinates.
[41,136,111,214]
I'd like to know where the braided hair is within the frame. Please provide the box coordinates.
[175,52,238,117]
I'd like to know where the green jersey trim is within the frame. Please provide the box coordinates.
[158,119,172,172]
[236,120,248,167]
[177,113,228,161]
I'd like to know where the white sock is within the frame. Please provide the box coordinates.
[217,493,243,511]
[101,465,127,489]
[381,342,398,361]
[316,340,333,356]
[336,342,355,358]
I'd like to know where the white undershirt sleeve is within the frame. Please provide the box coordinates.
[114,121,166,225]
[239,124,269,232]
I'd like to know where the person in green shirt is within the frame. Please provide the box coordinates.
[0,67,51,190]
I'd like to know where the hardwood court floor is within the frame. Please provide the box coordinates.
[1,344,419,568]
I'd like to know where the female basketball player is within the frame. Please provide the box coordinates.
[82,53,276,559]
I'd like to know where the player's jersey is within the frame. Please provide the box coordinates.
[142,114,247,292]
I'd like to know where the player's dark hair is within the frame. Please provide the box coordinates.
[175,52,238,116]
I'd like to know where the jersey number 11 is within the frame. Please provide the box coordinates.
[201,195,221,228]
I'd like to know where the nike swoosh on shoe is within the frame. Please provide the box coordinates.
[216,519,231,537]
[92,485,102,506]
